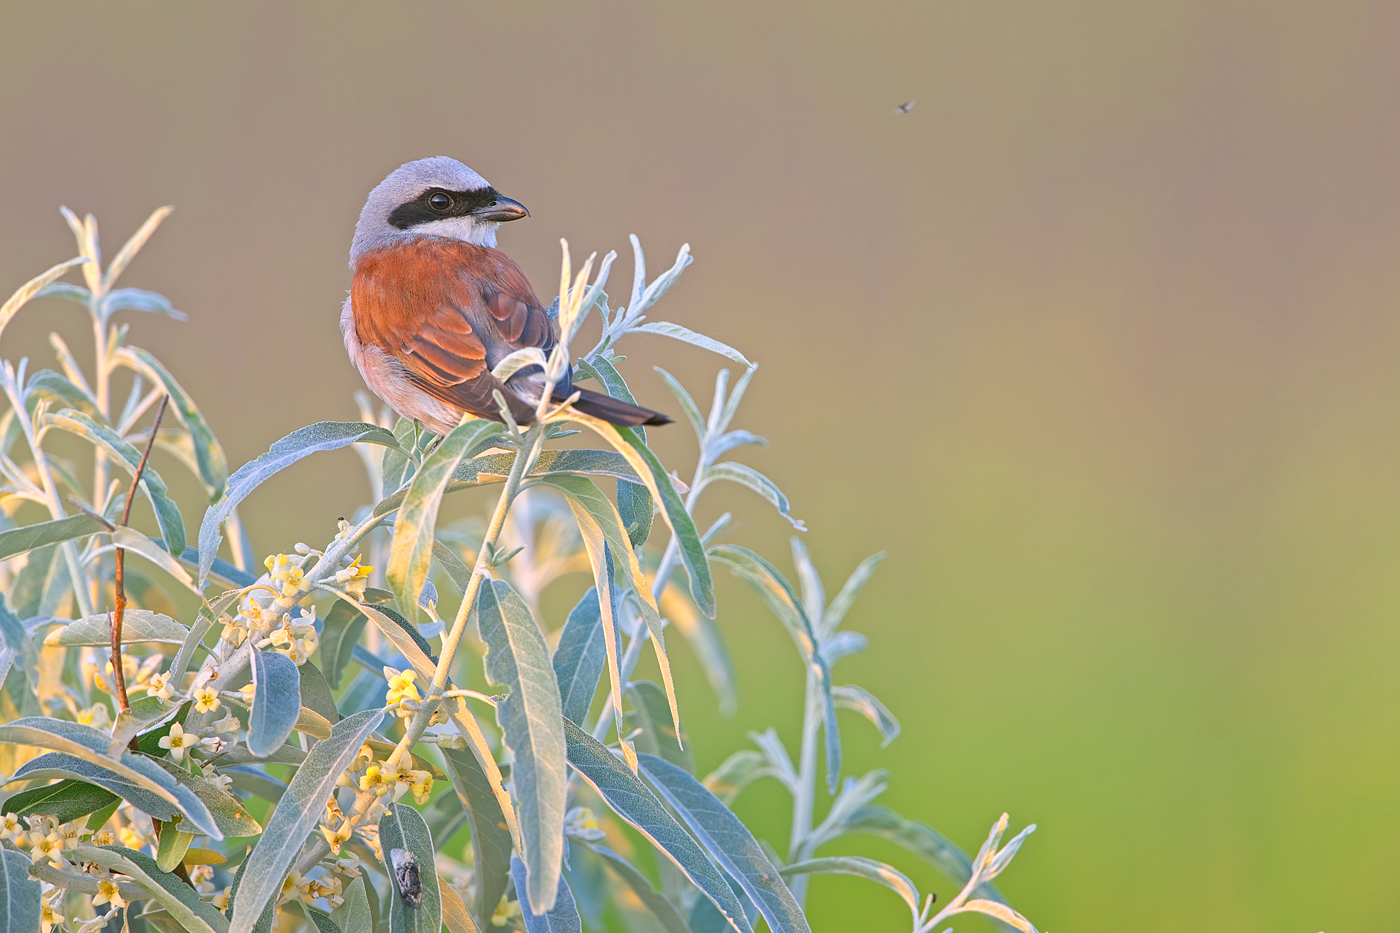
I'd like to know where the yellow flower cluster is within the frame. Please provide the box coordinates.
[384,666,422,719]
[266,553,313,599]
[334,554,374,599]
[269,608,319,665]
[339,742,434,805]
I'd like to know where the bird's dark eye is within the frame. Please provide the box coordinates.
[427,192,451,212]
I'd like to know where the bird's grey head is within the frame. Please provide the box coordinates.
[349,156,529,268]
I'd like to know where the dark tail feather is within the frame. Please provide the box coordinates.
[569,387,673,427]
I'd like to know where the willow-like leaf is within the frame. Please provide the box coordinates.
[822,552,885,638]
[80,844,229,933]
[832,684,900,746]
[115,346,227,501]
[476,578,566,914]
[0,513,106,561]
[552,585,615,726]
[561,720,752,933]
[0,849,41,933]
[639,754,808,933]
[511,856,581,933]
[44,608,187,647]
[319,600,368,691]
[441,746,513,927]
[576,357,653,546]
[229,708,384,933]
[700,462,803,530]
[197,421,405,585]
[630,321,752,367]
[387,418,499,620]
[1,777,118,824]
[248,648,301,758]
[0,256,90,340]
[779,857,920,926]
[380,801,442,933]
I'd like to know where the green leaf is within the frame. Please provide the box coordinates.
[528,475,679,755]
[0,513,106,561]
[832,684,900,746]
[320,600,368,691]
[822,552,885,638]
[709,545,841,793]
[700,462,803,530]
[298,659,342,724]
[226,851,277,933]
[843,806,1012,907]
[44,608,188,647]
[561,719,752,933]
[104,287,186,321]
[229,708,385,933]
[331,876,372,933]
[780,857,920,924]
[652,367,707,443]
[638,754,808,933]
[81,844,230,933]
[440,881,480,933]
[475,578,566,914]
[156,818,195,872]
[510,855,581,933]
[7,753,199,832]
[588,844,691,933]
[151,757,263,837]
[0,595,38,683]
[552,585,618,727]
[0,256,90,339]
[387,418,499,620]
[618,426,714,617]
[248,649,302,758]
[299,904,343,933]
[43,408,187,554]
[1,777,119,823]
[630,321,753,367]
[576,358,653,547]
[627,681,693,773]
[431,539,473,596]
[379,801,442,933]
[0,719,220,837]
[25,369,98,418]
[197,421,404,586]
[114,346,228,500]
[441,746,512,929]
[0,849,42,933]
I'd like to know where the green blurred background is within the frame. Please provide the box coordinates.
[4,2,1400,929]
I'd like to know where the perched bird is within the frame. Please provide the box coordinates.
[894,100,916,114]
[344,157,671,433]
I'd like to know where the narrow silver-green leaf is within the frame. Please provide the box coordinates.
[0,256,90,338]
[832,684,900,746]
[510,856,581,933]
[441,746,513,927]
[639,754,809,933]
[44,408,186,554]
[0,849,41,933]
[552,586,614,726]
[330,876,372,933]
[617,426,715,617]
[25,369,99,418]
[561,720,752,933]
[78,844,229,933]
[627,681,692,773]
[652,367,707,443]
[576,357,652,547]
[387,418,499,620]
[709,545,841,793]
[104,287,187,321]
[197,421,404,585]
[7,753,217,837]
[151,757,263,837]
[229,708,385,933]
[588,844,691,933]
[630,321,752,367]
[0,513,106,561]
[843,805,1013,908]
[822,552,885,638]
[476,578,566,914]
[379,801,442,933]
[248,648,302,758]
[701,462,803,530]
[44,609,187,647]
[115,346,227,500]
[0,718,218,836]
[779,857,920,923]
[104,205,174,289]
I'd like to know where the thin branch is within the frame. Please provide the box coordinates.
[110,394,169,714]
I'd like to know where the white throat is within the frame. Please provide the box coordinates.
[410,216,498,247]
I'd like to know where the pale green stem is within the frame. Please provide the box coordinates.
[788,669,821,906]
[384,427,544,771]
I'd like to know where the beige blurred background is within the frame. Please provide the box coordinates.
[4,2,1400,929]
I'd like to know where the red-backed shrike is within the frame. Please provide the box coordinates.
[343,157,670,433]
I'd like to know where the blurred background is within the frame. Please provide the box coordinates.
[4,2,1400,929]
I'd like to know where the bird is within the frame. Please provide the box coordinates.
[344,156,671,434]
[894,100,915,114]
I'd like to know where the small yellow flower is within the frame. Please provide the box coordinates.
[40,900,63,933]
[191,685,221,714]
[280,869,303,902]
[76,703,110,728]
[221,614,248,648]
[92,830,115,847]
[28,831,63,866]
[211,711,241,735]
[359,764,383,794]
[1,812,21,838]
[211,887,232,911]
[493,894,522,928]
[407,770,433,805]
[93,877,126,910]
[189,864,215,893]
[117,825,145,849]
[384,667,422,705]
[147,671,178,702]
[319,821,354,856]
[158,722,196,763]
[239,683,256,705]
[354,743,374,769]
[335,555,374,599]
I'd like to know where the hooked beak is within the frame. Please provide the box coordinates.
[472,194,529,223]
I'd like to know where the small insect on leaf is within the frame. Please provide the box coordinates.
[390,847,423,908]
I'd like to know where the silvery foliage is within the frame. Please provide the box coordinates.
[0,207,1043,933]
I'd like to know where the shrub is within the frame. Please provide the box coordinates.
[0,208,1041,933]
